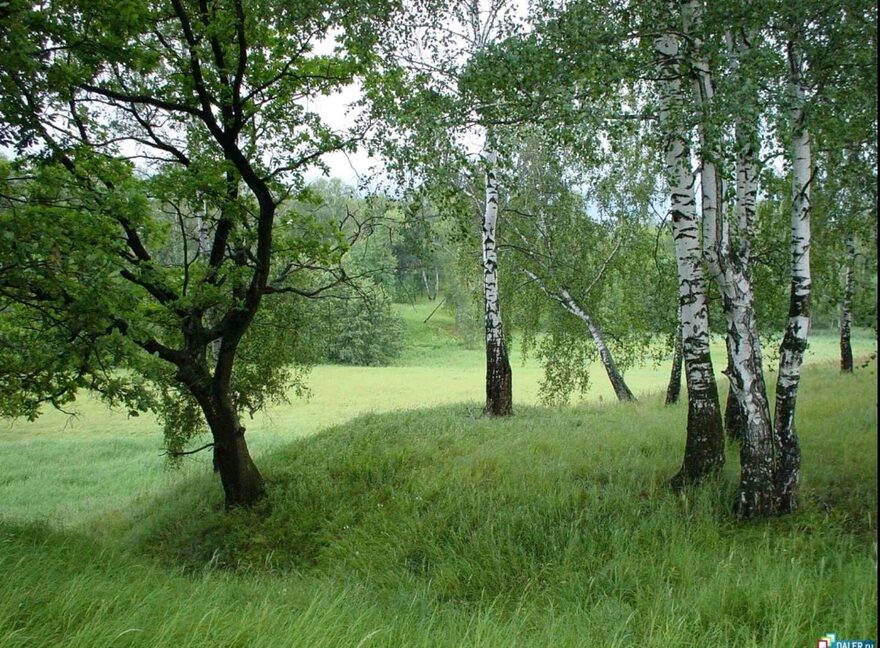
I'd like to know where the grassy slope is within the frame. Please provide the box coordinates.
[0,304,874,524]
[0,304,877,647]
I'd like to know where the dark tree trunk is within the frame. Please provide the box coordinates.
[840,234,855,373]
[485,337,513,416]
[670,356,725,491]
[214,436,265,508]
[665,320,683,406]
[207,396,266,508]
[773,321,807,515]
[724,367,746,442]
[840,328,853,373]
[184,358,266,508]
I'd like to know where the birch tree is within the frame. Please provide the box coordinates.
[680,1,777,515]
[770,28,812,513]
[839,233,856,373]
[651,17,725,487]
[502,135,663,404]
[369,0,519,415]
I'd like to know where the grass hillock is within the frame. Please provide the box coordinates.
[1,329,876,646]
[56,360,874,647]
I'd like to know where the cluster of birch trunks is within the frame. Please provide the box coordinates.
[477,2,828,518]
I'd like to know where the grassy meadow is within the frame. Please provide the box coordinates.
[0,303,877,647]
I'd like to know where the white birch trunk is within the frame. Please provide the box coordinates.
[773,33,812,512]
[197,200,221,367]
[653,28,724,486]
[724,31,760,271]
[558,288,636,402]
[684,4,776,515]
[197,199,211,258]
[482,143,512,415]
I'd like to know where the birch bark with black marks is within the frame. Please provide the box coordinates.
[518,235,636,402]
[773,32,812,513]
[684,7,775,515]
[724,28,762,443]
[482,145,512,416]
[557,287,636,402]
[840,234,855,373]
[653,28,725,488]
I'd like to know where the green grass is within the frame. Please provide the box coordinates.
[0,304,873,525]
[0,304,876,646]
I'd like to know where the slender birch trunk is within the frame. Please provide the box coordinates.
[840,234,855,373]
[482,144,512,416]
[421,269,430,298]
[522,267,637,402]
[654,29,725,488]
[559,289,636,402]
[421,268,438,300]
[197,199,211,257]
[730,30,772,443]
[773,33,812,513]
[727,36,769,446]
[684,7,776,515]
[665,306,683,406]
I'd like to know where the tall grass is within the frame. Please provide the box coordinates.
[1,354,876,647]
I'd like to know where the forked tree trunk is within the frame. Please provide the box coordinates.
[654,30,725,489]
[665,313,683,405]
[559,289,636,402]
[482,146,512,416]
[725,36,761,446]
[840,234,855,373]
[773,34,812,514]
[684,7,778,516]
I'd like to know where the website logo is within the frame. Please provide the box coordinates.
[817,633,876,648]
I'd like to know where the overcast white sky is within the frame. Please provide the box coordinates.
[304,83,380,188]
